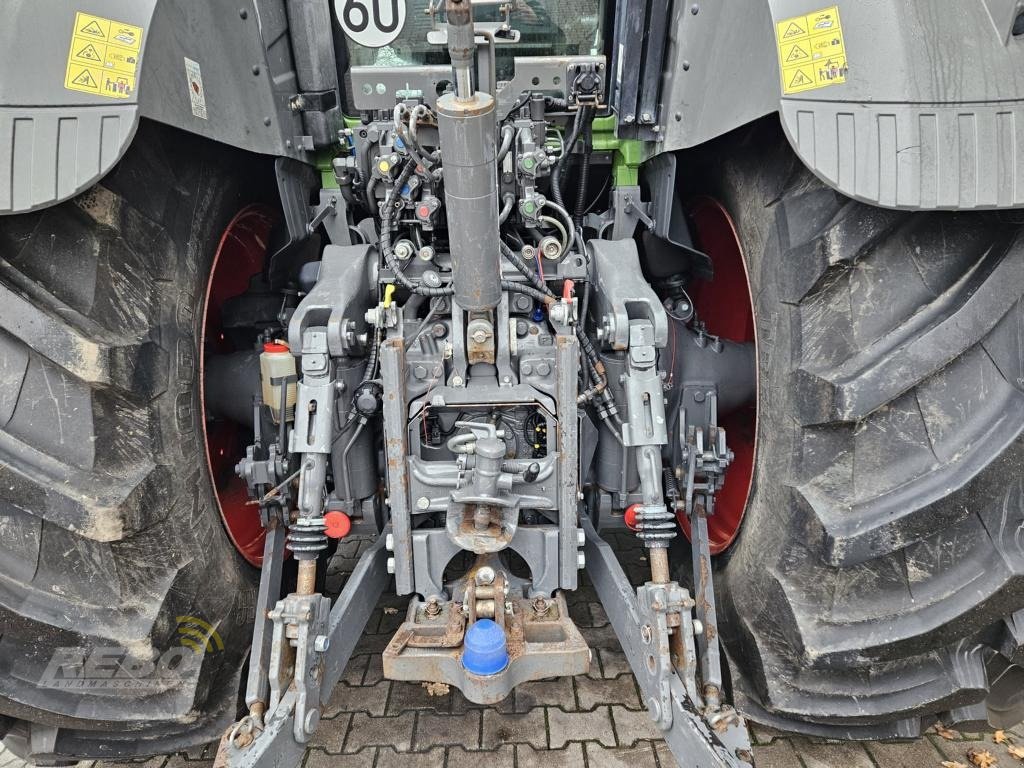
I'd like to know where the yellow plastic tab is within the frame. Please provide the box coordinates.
[775,5,847,95]
[65,11,144,99]
[383,284,396,308]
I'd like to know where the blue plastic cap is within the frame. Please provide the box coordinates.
[530,305,545,322]
[462,619,509,676]
[394,136,405,150]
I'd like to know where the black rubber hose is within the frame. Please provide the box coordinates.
[573,121,592,228]
[550,107,588,211]
[501,279,556,305]
[501,241,550,296]
[380,162,453,297]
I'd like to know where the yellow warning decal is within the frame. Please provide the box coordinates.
[775,5,847,95]
[65,12,143,99]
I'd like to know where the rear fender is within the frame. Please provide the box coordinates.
[658,0,1024,210]
[0,0,303,215]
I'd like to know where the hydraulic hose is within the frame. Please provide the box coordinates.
[573,121,592,227]
[380,161,453,298]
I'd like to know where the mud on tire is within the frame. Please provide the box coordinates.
[705,120,1024,738]
[0,122,263,760]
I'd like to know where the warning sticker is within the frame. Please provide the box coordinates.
[184,58,208,120]
[64,12,143,99]
[775,5,847,95]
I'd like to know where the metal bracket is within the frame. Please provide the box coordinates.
[266,593,331,742]
[582,518,753,768]
[217,537,390,768]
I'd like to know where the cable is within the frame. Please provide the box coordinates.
[542,199,577,256]
[380,161,452,297]
[573,119,592,227]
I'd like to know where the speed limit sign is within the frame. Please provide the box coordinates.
[335,0,408,48]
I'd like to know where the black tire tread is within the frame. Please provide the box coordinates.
[0,123,259,760]
[707,120,1024,736]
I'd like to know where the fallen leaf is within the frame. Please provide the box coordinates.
[1007,745,1024,761]
[967,748,998,768]
[382,606,399,615]
[422,681,449,696]
[943,761,969,768]
[995,731,1012,745]
[935,725,960,740]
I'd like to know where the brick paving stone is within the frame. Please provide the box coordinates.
[611,706,661,746]
[450,688,515,715]
[306,712,350,753]
[793,738,874,768]
[448,744,515,767]
[515,676,576,713]
[339,653,370,686]
[590,601,610,626]
[163,753,212,768]
[585,741,660,768]
[865,738,946,768]
[517,742,586,767]
[747,739,803,768]
[931,731,1024,766]
[481,707,547,749]
[154,533,1000,768]
[343,712,415,754]
[548,706,616,749]
[413,710,482,750]
[748,724,788,746]
[576,673,640,711]
[100,759,170,768]
[363,652,384,685]
[386,681,452,715]
[374,746,446,767]
[596,647,633,679]
[323,680,391,717]
[304,747,373,768]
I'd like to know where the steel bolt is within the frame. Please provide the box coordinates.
[476,566,496,585]
[412,365,427,379]
[425,596,442,617]
[472,329,489,343]
[386,557,395,574]
[641,624,653,644]
[452,375,464,387]
[577,552,586,569]
[521,362,534,376]
[385,533,394,551]
[313,634,330,652]
[416,496,430,510]
[431,323,448,338]
[532,597,550,615]
[536,362,551,376]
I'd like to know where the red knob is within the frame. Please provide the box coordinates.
[624,504,642,531]
[324,510,351,539]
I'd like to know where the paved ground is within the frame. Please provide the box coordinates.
[101,533,1024,768]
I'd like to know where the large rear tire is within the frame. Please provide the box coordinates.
[705,120,1024,737]
[0,122,262,760]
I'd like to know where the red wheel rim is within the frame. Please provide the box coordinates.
[678,196,758,555]
[200,205,275,567]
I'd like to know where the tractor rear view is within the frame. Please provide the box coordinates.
[0,1,1023,766]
